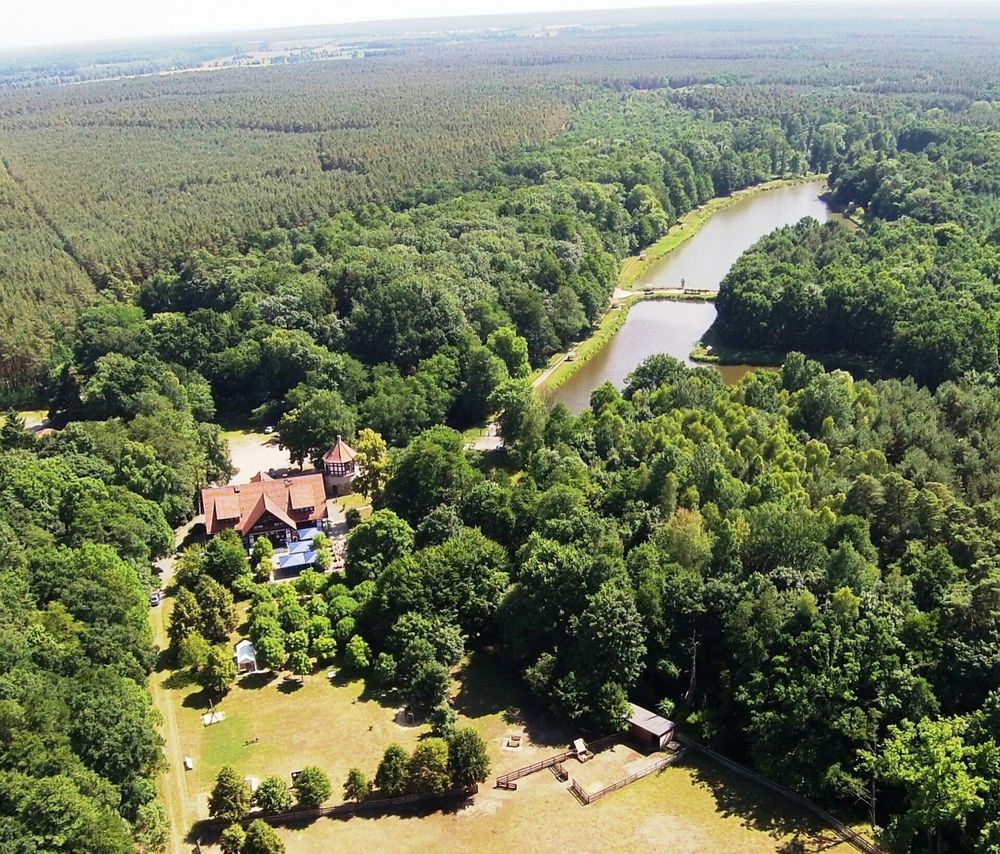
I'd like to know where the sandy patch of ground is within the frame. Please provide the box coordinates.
[224,430,294,484]
[569,741,658,794]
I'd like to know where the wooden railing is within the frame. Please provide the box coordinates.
[495,750,575,789]
[201,784,478,831]
[494,734,620,790]
[569,750,682,805]
[676,735,882,854]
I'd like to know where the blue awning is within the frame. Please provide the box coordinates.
[277,550,317,570]
[288,539,314,555]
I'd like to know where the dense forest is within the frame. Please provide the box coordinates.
[86,91,824,452]
[715,120,1000,386]
[2,7,1000,398]
[365,352,1000,853]
[3,6,1000,853]
[0,386,230,850]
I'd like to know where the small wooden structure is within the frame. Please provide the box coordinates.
[234,639,257,674]
[628,703,675,751]
[572,738,594,762]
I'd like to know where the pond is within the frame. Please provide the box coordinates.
[549,180,836,413]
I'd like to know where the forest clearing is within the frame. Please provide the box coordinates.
[148,598,860,854]
[2,5,999,854]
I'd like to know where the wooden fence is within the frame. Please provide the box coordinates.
[495,750,576,789]
[676,735,882,854]
[569,750,683,805]
[201,784,478,832]
[494,734,620,790]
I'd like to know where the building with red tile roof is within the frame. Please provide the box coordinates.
[200,472,328,545]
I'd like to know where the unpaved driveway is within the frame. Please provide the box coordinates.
[225,431,294,484]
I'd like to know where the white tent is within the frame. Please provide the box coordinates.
[234,639,257,674]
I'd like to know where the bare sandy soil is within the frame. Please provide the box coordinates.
[223,430,295,484]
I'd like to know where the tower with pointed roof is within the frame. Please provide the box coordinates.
[322,435,358,497]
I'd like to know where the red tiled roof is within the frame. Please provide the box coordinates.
[201,473,327,536]
[249,471,273,482]
[289,483,315,511]
[213,494,241,521]
[322,436,356,464]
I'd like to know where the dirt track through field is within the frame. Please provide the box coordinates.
[150,598,194,854]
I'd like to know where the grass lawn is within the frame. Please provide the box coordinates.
[150,600,867,854]
[1,408,48,429]
[274,736,862,854]
[336,492,369,512]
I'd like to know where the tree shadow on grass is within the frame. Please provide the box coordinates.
[239,671,277,690]
[357,682,404,711]
[329,798,471,824]
[277,678,304,694]
[471,448,517,476]
[324,668,404,714]
[177,526,206,553]
[678,753,840,844]
[155,645,177,674]
[324,666,357,689]
[188,792,474,845]
[181,687,214,710]
[452,649,567,748]
[163,668,197,691]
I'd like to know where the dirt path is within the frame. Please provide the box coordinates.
[532,349,575,391]
[150,597,194,854]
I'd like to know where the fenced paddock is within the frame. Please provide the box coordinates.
[496,732,685,807]
[494,734,619,790]
[569,747,685,805]
[495,751,574,790]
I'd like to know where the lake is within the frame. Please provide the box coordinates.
[549,180,835,412]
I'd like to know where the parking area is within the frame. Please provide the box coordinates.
[223,429,294,484]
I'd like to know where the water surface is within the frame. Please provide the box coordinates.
[640,180,835,290]
[551,181,833,412]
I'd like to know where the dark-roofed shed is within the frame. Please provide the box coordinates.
[628,703,675,750]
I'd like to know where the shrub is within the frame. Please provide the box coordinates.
[333,616,357,645]
[345,635,371,670]
[293,766,331,808]
[311,634,338,663]
[429,704,457,738]
[219,823,246,854]
[406,738,450,795]
[343,768,371,802]
[448,727,491,786]
[374,744,409,796]
[372,652,398,687]
[253,776,292,814]
[198,645,237,695]
[243,818,285,854]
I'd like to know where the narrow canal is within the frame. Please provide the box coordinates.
[550,181,836,413]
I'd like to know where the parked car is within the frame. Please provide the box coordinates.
[263,425,275,434]
[149,591,161,606]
